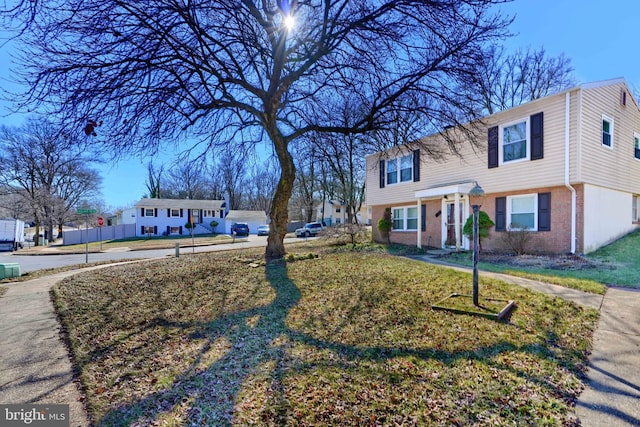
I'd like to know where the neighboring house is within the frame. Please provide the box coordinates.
[116,208,137,225]
[134,198,228,236]
[224,210,268,235]
[316,200,370,225]
[366,77,640,254]
[316,200,346,225]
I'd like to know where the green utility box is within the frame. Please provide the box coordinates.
[0,263,21,279]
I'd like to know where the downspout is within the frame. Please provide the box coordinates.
[416,198,422,249]
[565,92,577,254]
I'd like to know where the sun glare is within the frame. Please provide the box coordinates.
[284,15,295,30]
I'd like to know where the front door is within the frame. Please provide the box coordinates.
[444,201,464,248]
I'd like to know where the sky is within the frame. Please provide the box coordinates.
[1,0,639,209]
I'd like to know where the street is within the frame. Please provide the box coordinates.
[0,235,305,273]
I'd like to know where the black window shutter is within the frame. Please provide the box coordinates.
[538,192,551,231]
[179,226,183,235]
[379,160,385,188]
[167,209,170,217]
[140,225,144,235]
[154,226,157,235]
[141,208,144,217]
[488,126,498,168]
[187,209,191,220]
[531,112,544,160]
[166,225,170,235]
[154,208,158,217]
[413,149,420,182]
[421,204,426,232]
[495,197,506,231]
[180,209,183,217]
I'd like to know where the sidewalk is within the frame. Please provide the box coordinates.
[411,255,640,426]
[0,271,91,427]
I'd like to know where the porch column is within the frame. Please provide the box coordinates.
[454,192,461,251]
[416,198,422,249]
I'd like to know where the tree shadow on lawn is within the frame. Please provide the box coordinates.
[96,262,585,426]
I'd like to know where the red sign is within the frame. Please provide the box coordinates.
[97,216,104,226]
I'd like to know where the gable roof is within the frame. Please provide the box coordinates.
[225,210,267,223]
[134,198,226,210]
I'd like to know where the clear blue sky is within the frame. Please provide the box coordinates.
[1,0,639,209]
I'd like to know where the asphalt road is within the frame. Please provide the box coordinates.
[0,235,305,273]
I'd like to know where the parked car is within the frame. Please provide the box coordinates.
[231,222,250,236]
[295,222,324,238]
[257,224,269,236]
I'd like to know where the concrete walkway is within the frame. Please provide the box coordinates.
[410,255,640,426]
[1,257,638,426]
[0,271,91,427]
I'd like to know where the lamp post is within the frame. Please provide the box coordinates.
[469,182,485,306]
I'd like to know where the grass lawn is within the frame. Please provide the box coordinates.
[439,230,640,293]
[53,246,598,426]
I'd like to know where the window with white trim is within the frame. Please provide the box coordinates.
[144,208,154,217]
[386,154,414,185]
[500,118,529,164]
[507,194,537,231]
[602,114,614,148]
[170,226,180,234]
[170,208,180,217]
[634,133,640,160]
[633,195,640,222]
[392,206,418,231]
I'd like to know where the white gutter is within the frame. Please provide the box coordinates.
[565,92,577,254]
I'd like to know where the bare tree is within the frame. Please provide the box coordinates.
[292,144,318,224]
[163,160,210,200]
[0,117,101,244]
[5,1,510,259]
[245,159,279,216]
[145,161,163,199]
[464,45,577,115]
[219,151,247,210]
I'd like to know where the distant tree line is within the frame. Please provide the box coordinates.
[0,117,102,244]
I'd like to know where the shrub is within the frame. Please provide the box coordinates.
[322,223,371,246]
[502,225,534,255]
[463,210,495,252]
[377,208,392,245]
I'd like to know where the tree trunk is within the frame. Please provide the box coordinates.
[265,130,295,261]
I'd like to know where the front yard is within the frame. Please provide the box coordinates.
[53,246,598,426]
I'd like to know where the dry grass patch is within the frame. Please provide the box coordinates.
[53,249,597,426]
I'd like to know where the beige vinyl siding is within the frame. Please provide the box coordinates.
[578,81,640,193]
[366,91,570,206]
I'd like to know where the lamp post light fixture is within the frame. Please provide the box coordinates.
[469,182,485,306]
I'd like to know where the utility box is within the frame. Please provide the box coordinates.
[0,263,21,279]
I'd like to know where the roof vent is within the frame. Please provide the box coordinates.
[621,89,627,106]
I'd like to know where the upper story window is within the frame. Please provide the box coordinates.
[392,206,418,231]
[507,194,537,231]
[144,208,154,217]
[387,154,413,184]
[379,150,420,188]
[500,118,529,164]
[634,133,640,160]
[170,208,180,217]
[602,114,614,148]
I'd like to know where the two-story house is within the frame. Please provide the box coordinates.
[366,78,640,254]
[135,198,228,236]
